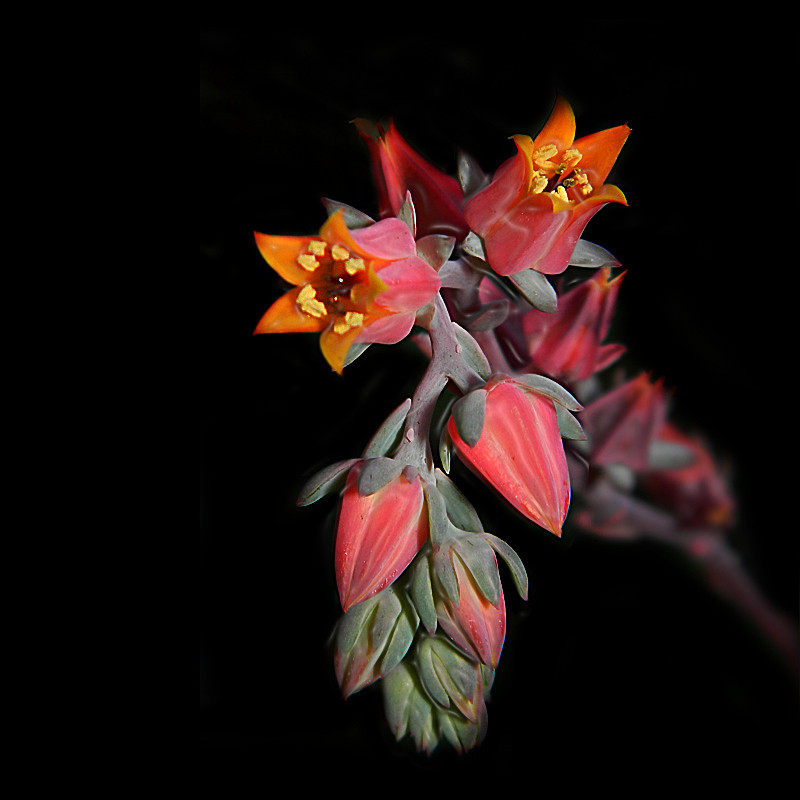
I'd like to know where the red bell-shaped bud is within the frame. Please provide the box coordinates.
[335,462,429,612]
[522,267,626,382]
[433,542,506,669]
[354,118,469,240]
[582,372,668,471]
[447,375,572,536]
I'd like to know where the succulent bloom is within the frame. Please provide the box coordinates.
[464,96,630,276]
[253,210,441,373]
[582,372,668,471]
[335,463,429,612]
[434,549,506,669]
[642,422,735,530]
[522,267,627,383]
[447,376,571,536]
[355,118,469,240]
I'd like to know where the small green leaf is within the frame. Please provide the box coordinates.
[357,457,404,496]
[434,469,483,533]
[569,238,620,269]
[555,403,587,440]
[398,191,417,237]
[483,533,528,600]
[512,373,582,411]
[461,299,510,332]
[363,398,412,458]
[296,458,360,506]
[408,550,437,635]
[452,323,492,382]
[461,231,486,260]
[438,424,452,474]
[508,268,558,313]
[451,389,487,448]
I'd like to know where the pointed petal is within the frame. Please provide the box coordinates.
[530,95,577,153]
[573,123,631,187]
[356,311,415,345]
[253,287,328,334]
[253,232,319,286]
[320,323,361,375]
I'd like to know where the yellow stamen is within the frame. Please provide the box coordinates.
[562,148,582,168]
[331,244,350,261]
[552,186,570,203]
[333,311,364,334]
[531,171,548,194]
[307,240,327,256]
[574,171,593,195]
[344,257,365,275]
[296,284,327,318]
[297,253,319,271]
[532,143,559,170]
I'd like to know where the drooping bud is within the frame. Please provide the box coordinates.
[447,375,573,535]
[432,535,506,669]
[335,463,429,611]
[582,371,668,471]
[354,118,469,240]
[522,267,626,382]
[333,586,419,698]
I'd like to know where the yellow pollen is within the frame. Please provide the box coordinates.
[344,257,365,275]
[531,171,549,194]
[297,253,319,271]
[532,143,559,170]
[307,240,327,256]
[296,284,327,318]
[552,186,570,203]
[331,244,350,261]
[333,311,364,334]
[562,148,582,168]
[573,171,593,195]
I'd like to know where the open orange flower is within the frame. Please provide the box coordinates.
[464,96,630,276]
[253,210,441,373]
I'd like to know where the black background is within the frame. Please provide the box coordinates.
[199,20,797,790]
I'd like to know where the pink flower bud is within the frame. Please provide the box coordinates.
[447,377,571,536]
[582,372,668,471]
[354,118,469,239]
[435,549,506,669]
[523,267,626,382]
[335,464,429,612]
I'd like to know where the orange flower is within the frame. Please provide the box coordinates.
[464,96,630,276]
[253,211,441,373]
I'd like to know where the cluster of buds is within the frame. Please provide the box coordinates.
[249,98,797,753]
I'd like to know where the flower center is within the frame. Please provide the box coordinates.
[529,144,593,201]
[294,240,369,334]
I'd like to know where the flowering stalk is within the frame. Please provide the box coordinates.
[243,98,798,755]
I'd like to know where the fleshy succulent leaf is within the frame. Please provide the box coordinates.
[357,456,405,496]
[451,388,487,448]
[296,458,361,506]
[511,373,583,411]
[508,268,558,313]
[363,398,412,458]
[569,238,621,269]
[483,533,528,600]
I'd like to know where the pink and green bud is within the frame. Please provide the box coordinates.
[334,586,419,698]
[522,267,626,382]
[433,543,506,669]
[354,118,469,240]
[582,371,668,471]
[447,375,575,536]
[335,461,429,612]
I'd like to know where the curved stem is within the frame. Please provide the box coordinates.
[394,294,485,475]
